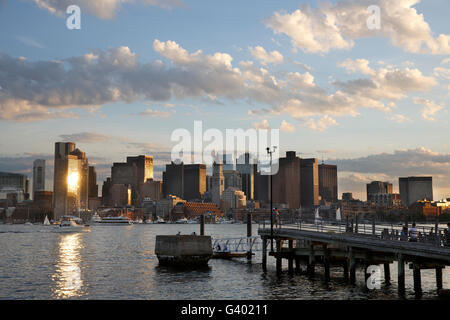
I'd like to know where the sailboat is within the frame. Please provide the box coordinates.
[314,208,321,225]
[43,215,51,226]
[336,208,341,221]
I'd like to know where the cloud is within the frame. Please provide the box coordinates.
[280,120,295,133]
[387,114,410,123]
[304,115,337,131]
[413,98,445,121]
[338,58,375,76]
[137,109,175,118]
[59,132,112,143]
[16,36,45,49]
[253,119,271,130]
[249,46,284,65]
[434,67,450,80]
[27,0,184,19]
[265,0,450,54]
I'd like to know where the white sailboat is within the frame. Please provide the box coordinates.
[314,208,321,225]
[43,215,51,226]
[336,208,341,221]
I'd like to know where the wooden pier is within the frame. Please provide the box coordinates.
[259,223,449,297]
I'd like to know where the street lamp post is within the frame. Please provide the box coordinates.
[267,146,277,252]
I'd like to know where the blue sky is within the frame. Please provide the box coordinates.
[0,0,449,200]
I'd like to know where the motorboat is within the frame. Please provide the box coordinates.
[53,216,88,233]
[144,219,153,224]
[24,221,33,226]
[187,219,198,224]
[154,216,166,224]
[175,218,188,224]
[133,218,144,224]
[91,213,102,223]
[94,216,133,225]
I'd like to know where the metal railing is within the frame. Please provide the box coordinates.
[257,217,449,248]
[212,236,262,252]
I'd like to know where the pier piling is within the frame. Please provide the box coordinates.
[398,254,405,295]
[288,240,294,275]
[247,213,252,260]
[436,268,443,290]
[349,248,356,285]
[262,237,267,272]
[413,263,422,296]
[384,263,391,285]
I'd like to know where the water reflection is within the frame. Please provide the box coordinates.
[52,233,83,299]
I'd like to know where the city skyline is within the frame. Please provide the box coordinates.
[0,0,449,200]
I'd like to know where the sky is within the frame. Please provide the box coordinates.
[0,0,449,200]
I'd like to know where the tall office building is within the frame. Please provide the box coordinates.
[211,162,224,206]
[111,155,153,205]
[272,151,301,209]
[53,142,89,220]
[366,181,393,202]
[300,158,319,208]
[163,163,206,201]
[88,166,98,198]
[0,172,29,197]
[33,159,45,199]
[318,163,337,203]
[236,153,256,200]
[399,176,433,207]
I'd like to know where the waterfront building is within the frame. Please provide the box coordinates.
[211,162,224,207]
[163,163,206,201]
[318,163,338,203]
[366,181,393,202]
[53,142,89,220]
[32,159,45,199]
[300,158,319,208]
[236,153,256,200]
[0,172,29,199]
[399,176,433,207]
[272,151,302,209]
[221,187,247,212]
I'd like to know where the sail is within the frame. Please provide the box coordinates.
[314,208,320,225]
[336,208,341,221]
[44,215,50,226]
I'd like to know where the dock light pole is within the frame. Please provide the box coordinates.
[267,146,277,252]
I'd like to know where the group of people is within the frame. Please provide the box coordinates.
[215,243,229,253]
[400,222,450,246]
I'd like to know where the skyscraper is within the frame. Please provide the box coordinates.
[318,163,338,203]
[211,162,224,206]
[53,142,89,219]
[88,166,98,198]
[33,159,45,199]
[366,181,393,202]
[236,153,256,200]
[163,162,206,201]
[272,151,301,209]
[300,158,319,208]
[399,176,433,207]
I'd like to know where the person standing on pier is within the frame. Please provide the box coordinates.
[400,226,408,241]
[409,222,418,242]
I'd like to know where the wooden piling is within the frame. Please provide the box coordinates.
[247,213,253,260]
[200,214,205,235]
[323,244,330,282]
[384,263,391,285]
[276,239,282,275]
[262,237,267,272]
[307,243,315,276]
[343,261,349,281]
[413,263,422,296]
[436,268,443,290]
[295,257,301,273]
[288,240,294,275]
[398,254,405,295]
[349,247,356,285]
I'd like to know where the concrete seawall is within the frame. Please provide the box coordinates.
[155,235,213,267]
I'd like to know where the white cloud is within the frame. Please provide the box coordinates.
[280,120,295,133]
[249,46,284,65]
[304,115,337,131]
[253,119,271,130]
[28,0,183,19]
[434,67,450,80]
[387,114,410,123]
[266,0,450,55]
[338,58,375,76]
[138,109,174,118]
[413,98,445,121]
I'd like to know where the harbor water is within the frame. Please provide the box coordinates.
[0,223,448,300]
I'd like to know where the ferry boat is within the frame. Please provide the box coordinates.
[53,216,89,233]
[94,216,133,225]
